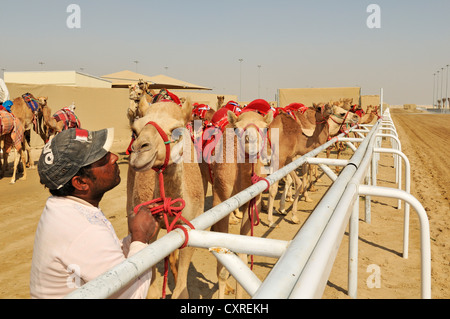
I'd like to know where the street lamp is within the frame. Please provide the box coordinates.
[433,73,436,109]
[133,60,139,73]
[446,65,449,109]
[239,59,244,101]
[441,67,445,108]
[437,70,440,108]
[257,65,262,99]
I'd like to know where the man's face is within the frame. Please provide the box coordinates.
[89,152,121,195]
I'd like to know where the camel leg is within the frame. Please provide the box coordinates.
[289,171,309,224]
[168,250,179,285]
[301,163,312,203]
[286,173,294,202]
[18,148,27,181]
[10,149,20,184]
[211,171,235,298]
[23,135,35,169]
[266,180,280,228]
[211,213,233,298]
[279,173,293,215]
[335,147,342,173]
[171,246,195,299]
[309,165,318,192]
[236,201,253,299]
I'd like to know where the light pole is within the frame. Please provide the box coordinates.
[133,60,139,73]
[437,70,440,108]
[257,65,262,99]
[433,73,436,109]
[446,65,449,109]
[39,62,45,70]
[441,67,445,109]
[239,58,243,101]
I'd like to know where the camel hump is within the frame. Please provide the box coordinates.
[21,93,40,112]
[294,111,315,137]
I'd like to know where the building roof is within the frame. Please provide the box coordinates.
[101,70,211,90]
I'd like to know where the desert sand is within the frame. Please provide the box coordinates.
[0,108,448,299]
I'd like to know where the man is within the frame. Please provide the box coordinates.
[0,77,12,112]
[30,127,158,298]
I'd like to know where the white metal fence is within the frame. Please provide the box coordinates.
[65,108,431,299]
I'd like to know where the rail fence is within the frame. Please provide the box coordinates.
[65,107,431,299]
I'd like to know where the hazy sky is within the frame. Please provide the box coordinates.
[1,0,449,105]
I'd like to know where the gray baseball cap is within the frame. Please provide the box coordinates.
[38,128,114,190]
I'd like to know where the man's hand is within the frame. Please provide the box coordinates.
[128,205,161,244]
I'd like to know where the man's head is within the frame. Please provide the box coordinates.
[38,128,120,200]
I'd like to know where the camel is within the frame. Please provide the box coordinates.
[129,98,203,299]
[333,97,354,110]
[324,105,360,172]
[40,105,64,141]
[358,105,379,125]
[127,80,154,126]
[216,95,225,109]
[10,93,48,168]
[265,103,332,227]
[0,111,27,184]
[207,100,274,298]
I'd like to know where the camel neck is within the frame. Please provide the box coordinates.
[157,163,183,199]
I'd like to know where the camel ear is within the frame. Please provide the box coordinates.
[227,110,238,127]
[264,111,274,125]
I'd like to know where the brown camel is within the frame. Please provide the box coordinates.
[278,103,360,206]
[0,111,27,184]
[325,105,360,172]
[10,93,48,168]
[358,105,378,124]
[216,95,225,109]
[129,98,204,299]
[334,97,354,110]
[208,108,274,298]
[127,80,154,126]
[40,105,64,141]
[265,103,332,227]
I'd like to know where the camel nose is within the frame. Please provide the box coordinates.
[131,139,151,153]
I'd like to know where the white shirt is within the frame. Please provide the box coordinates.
[30,196,151,299]
[0,79,10,103]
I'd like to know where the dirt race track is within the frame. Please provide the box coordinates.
[0,108,449,299]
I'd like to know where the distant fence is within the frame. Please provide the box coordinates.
[65,108,431,299]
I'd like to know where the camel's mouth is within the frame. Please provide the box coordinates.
[130,150,158,172]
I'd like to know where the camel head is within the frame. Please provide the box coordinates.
[228,110,273,159]
[312,102,333,123]
[328,105,360,135]
[129,99,193,172]
[129,80,148,101]
[217,95,225,108]
[37,96,48,107]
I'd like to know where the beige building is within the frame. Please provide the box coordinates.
[4,71,112,88]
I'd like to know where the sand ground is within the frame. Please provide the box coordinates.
[0,108,448,299]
